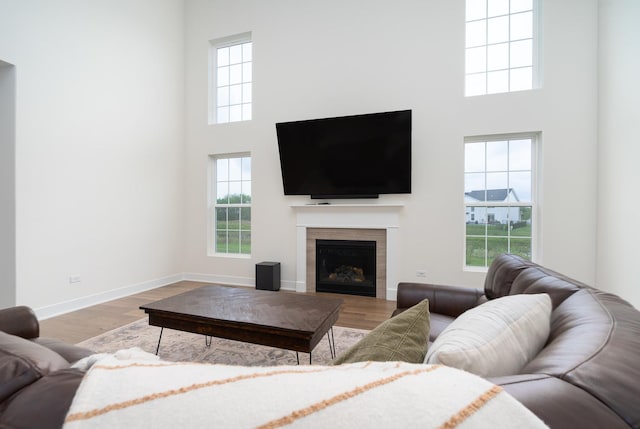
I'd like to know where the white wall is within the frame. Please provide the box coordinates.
[1,0,623,316]
[183,1,599,291]
[0,60,16,308]
[597,0,640,309]
[0,0,185,316]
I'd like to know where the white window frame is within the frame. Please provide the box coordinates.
[463,132,540,270]
[208,153,252,258]
[464,0,541,97]
[208,32,252,124]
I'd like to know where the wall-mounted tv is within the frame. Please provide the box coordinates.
[275,110,411,199]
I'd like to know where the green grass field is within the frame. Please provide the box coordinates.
[216,231,251,254]
[215,206,251,254]
[466,224,532,266]
[466,223,531,237]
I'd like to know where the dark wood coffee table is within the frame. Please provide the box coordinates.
[140,285,343,364]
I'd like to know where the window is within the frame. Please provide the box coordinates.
[465,0,537,96]
[210,155,251,255]
[464,134,537,268]
[210,34,252,124]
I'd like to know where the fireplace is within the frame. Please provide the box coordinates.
[315,239,376,297]
[305,228,387,298]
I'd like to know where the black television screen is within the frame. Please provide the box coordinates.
[275,110,411,199]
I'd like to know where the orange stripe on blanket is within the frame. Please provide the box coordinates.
[64,367,330,423]
[92,360,380,372]
[257,365,442,429]
[91,362,202,370]
[438,385,504,429]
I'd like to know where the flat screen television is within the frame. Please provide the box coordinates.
[275,110,411,199]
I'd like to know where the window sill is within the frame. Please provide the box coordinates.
[209,252,252,259]
[463,265,489,273]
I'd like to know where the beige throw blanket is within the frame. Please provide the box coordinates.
[64,348,547,428]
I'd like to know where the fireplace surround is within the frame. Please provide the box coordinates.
[292,203,402,300]
[306,228,386,298]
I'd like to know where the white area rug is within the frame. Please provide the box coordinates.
[77,319,368,366]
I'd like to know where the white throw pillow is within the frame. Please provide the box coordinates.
[425,293,552,377]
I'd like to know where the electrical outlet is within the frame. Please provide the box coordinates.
[416,270,427,278]
[69,275,81,284]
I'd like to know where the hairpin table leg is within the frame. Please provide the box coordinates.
[155,327,164,355]
[327,327,336,359]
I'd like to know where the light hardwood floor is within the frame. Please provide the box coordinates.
[39,281,398,344]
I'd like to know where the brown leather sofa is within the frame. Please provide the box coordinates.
[0,306,93,429]
[394,253,640,429]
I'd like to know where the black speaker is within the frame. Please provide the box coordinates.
[256,261,280,291]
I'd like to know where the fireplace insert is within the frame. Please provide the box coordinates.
[315,239,376,297]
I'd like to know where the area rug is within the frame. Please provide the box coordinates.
[77,319,369,366]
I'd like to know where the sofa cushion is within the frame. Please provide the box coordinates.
[425,294,551,377]
[332,299,430,364]
[0,331,69,403]
[0,331,70,373]
[493,374,630,429]
[33,337,93,364]
[0,368,85,429]
[0,352,41,403]
[428,313,455,342]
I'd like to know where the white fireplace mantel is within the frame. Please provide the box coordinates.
[292,203,403,300]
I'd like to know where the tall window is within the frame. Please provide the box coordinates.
[465,0,537,96]
[464,135,537,268]
[210,34,252,124]
[211,155,251,255]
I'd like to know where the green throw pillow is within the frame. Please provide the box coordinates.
[332,299,430,364]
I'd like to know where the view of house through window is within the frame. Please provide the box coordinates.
[211,34,252,124]
[211,155,251,255]
[465,0,536,96]
[464,135,536,267]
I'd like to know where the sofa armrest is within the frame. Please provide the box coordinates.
[395,282,484,318]
[0,305,40,339]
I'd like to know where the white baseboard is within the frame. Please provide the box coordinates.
[181,272,252,288]
[35,272,386,320]
[35,274,184,320]
[182,272,297,292]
